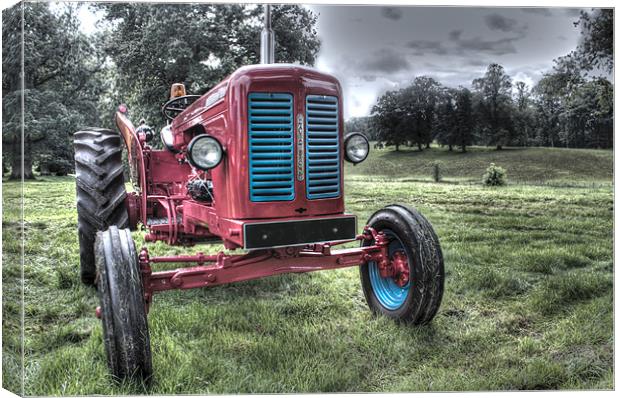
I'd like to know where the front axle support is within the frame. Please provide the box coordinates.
[137,227,408,311]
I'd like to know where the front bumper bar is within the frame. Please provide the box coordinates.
[243,215,357,249]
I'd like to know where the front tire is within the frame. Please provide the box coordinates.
[95,226,152,382]
[360,204,444,324]
[74,128,129,285]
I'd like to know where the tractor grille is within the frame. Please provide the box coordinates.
[248,93,295,202]
[305,95,341,199]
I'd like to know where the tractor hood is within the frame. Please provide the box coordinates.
[170,64,342,134]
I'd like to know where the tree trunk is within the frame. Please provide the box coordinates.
[39,162,51,176]
[9,136,35,180]
[461,145,467,153]
[425,142,431,149]
[417,143,423,151]
[496,144,502,150]
[448,144,453,151]
[9,138,20,180]
[24,136,35,179]
[395,143,400,152]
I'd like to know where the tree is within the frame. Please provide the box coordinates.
[454,87,474,152]
[95,3,321,132]
[2,2,103,179]
[372,90,408,151]
[513,81,536,146]
[532,76,563,147]
[401,76,442,150]
[561,77,613,148]
[434,89,458,151]
[345,116,375,140]
[529,9,613,149]
[472,63,514,150]
[574,9,613,73]
[532,54,585,147]
[437,87,474,152]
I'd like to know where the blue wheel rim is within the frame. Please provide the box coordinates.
[368,229,411,310]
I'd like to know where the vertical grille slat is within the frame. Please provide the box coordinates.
[249,93,295,202]
[306,95,341,199]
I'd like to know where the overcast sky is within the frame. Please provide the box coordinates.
[307,6,589,118]
[71,3,591,119]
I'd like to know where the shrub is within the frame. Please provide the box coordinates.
[431,161,443,182]
[483,163,507,186]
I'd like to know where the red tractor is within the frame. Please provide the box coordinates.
[73,6,444,382]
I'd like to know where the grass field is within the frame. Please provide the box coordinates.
[2,146,613,394]
[348,145,613,186]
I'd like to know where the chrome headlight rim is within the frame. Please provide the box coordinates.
[343,132,370,164]
[187,134,224,170]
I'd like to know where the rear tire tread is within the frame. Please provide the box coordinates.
[74,128,129,285]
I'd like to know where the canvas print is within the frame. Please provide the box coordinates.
[1,0,614,395]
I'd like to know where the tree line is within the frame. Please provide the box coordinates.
[2,5,612,179]
[351,9,613,152]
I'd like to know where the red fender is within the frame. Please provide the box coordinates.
[115,108,147,226]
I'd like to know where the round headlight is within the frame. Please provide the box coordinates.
[187,135,223,170]
[160,125,176,152]
[344,133,369,164]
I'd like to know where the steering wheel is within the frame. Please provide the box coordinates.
[161,95,201,121]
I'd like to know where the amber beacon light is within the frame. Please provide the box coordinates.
[170,83,186,99]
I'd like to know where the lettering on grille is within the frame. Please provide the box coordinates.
[296,113,305,182]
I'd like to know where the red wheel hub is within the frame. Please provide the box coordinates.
[391,251,410,287]
[374,232,410,288]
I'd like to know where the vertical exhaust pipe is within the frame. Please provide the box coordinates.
[260,4,275,64]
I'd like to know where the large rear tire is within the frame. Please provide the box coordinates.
[95,226,152,382]
[360,204,444,324]
[74,128,128,285]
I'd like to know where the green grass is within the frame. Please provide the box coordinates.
[2,146,613,394]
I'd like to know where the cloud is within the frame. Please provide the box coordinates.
[484,13,520,32]
[447,20,526,56]
[448,29,520,56]
[449,30,463,41]
[406,40,447,55]
[360,75,378,82]
[521,8,552,16]
[466,59,490,67]
[507,64,549,87]
[564,9,583,17]
[381,7,403,21]
[456,36,518,55]
[361,48,410,73]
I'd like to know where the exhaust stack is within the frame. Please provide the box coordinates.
[260,5,275,64]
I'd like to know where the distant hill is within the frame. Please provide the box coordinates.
[345,145,613,185]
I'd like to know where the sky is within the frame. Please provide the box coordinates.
[70,2,590,119]
[307,6,588,118]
